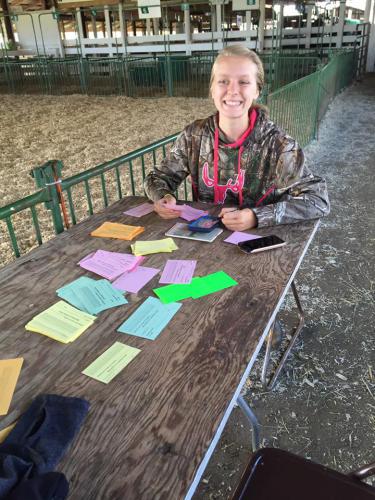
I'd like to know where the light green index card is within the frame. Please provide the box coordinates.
[82,341,140,383]
[131,238,178,256]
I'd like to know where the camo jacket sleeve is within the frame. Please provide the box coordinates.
[144,130,190,201]
[251,136,330,227]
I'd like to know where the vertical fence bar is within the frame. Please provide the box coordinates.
[84,180,94,215]
[5,217,20,258]
[128,160,135,195]
[66,187,77,225]
[30,206,43,245]
[100,173,109,206]
[115,166,122,199]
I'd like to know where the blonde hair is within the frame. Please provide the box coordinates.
[209,45,265,95]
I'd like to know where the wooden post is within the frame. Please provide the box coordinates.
[118,2,127,54]
[80,8,88,38]
[0,0,14,43]
[53,7,65,57]
[104,6,112,37]
[216,2,223,48]
[258,0,265,52]
[91,14,98,38]
[364,0,372,21]
[305,4,312,49]
[246,10,251,44]
[211,5,217,32]
[366,0,375,71]
[277,3,284,50]
[337,0,346,48]
[184,4,191,55]
[76,7,86,56]
[152,18,159,35]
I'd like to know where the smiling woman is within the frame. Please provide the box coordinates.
[144,44,330,231]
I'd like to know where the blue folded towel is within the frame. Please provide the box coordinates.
[0,394,89,499]
[6,472,69,500]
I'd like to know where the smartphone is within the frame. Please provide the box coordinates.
[238,235,286,254]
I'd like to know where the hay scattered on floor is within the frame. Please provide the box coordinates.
[0,94,215,267]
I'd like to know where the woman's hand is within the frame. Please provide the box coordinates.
[218,207,257,231]
[154,194,180,219]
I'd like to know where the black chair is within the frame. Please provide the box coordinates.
[232,447,375,500]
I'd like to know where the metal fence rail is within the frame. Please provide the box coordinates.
[0,50,357,264]
[0,53,322,97]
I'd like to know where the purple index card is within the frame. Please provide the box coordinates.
[163,203,207,221]
[159,259,197,285]
[112,266,160,293]
[123,203,154,217]
[79,250,144,280]
[179,206,208,222]
[224,231,262,245]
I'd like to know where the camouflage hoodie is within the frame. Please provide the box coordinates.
[144,108,330,227]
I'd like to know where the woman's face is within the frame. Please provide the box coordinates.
[211,56,260,122]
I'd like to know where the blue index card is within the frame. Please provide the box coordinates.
[57,277,127,315]
[117,296,182,340]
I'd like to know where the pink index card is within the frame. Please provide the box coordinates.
[159,259,197,285]
[179,206,208,222]
[224,231,262,245]
[163,203,207,221]
[78,250,144,280]
[112,266,160,293]
[123,203,154,218]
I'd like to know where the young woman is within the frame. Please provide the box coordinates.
[144,45,330,231]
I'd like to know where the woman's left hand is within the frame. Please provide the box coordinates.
[218,208,257,231]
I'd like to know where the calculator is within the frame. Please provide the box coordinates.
[188,215,221,233]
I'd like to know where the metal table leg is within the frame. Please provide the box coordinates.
[237,395,260,452]
[261,280,305,390]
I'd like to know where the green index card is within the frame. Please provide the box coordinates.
[191,271,238,298]
[153,282,195,304]
[82,342,140,383]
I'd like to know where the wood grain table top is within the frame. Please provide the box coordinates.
[0,197,318,500]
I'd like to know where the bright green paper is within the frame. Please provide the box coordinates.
[153,272,237,303]
[82,341,140,383]
[153,281,197,304]
[191,271,238,298]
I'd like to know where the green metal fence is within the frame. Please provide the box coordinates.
[0,53,322,97]
[0,50,357,264]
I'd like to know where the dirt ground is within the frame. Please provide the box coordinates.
[0,76,374,498]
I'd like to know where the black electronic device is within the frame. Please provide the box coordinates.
[238,235,286,254]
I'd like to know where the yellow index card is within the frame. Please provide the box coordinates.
[91,222,144,241]
[82,341,140,384]
[0,422,17,443]
[25,301,96,343]
[0,358,23,415]
[131,238,178,256]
